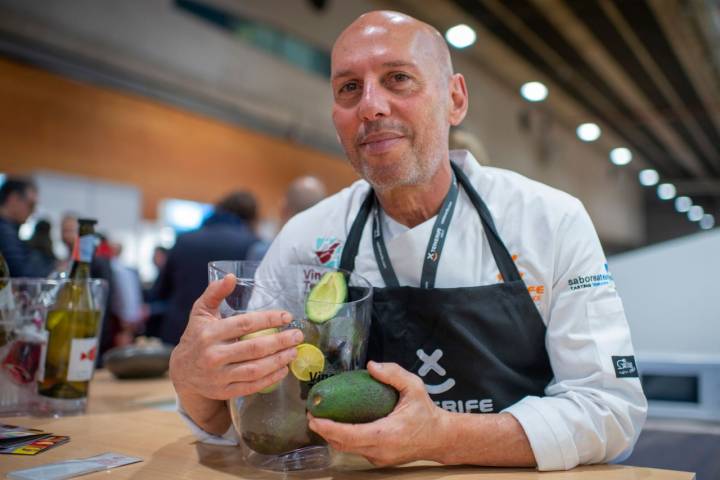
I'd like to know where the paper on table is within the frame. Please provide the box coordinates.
[7,452,142,480]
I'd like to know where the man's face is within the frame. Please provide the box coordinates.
[331,22,452,191]
[61,217,79,250]
[8,187,37,224]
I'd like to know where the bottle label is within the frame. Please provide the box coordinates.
[77,235,96,264]
[67,338,98,382]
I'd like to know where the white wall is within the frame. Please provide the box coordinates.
[609,229,720,357]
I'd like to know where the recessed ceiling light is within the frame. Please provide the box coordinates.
[638,169,659,186]
[609,147,632,166]
[576,123,601,142]
[688,205,704,222]
[520,82,548,102]
[445,24,476,49]
[674,196,692,213]
[699,214,715,230]
[657,183,676,200]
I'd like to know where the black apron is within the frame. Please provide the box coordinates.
[339,162,553,413]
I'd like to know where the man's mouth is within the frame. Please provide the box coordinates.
[358,132,405,154]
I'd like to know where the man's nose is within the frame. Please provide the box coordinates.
[357,80,390,121]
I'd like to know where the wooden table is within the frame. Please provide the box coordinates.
[86,369,176,414]
[0,373,695,480]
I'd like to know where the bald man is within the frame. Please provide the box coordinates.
[170,11,645,471]
[281,176,328,224]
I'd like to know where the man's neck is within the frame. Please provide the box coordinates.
[375,161,453,228]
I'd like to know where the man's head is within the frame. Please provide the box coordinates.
[215,191,258,224]
[281,176,327,224]
[331,11,468,192]
[61,213,79,252]
[0,177,38,225]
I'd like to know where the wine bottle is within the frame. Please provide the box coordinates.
[38,219,101,402]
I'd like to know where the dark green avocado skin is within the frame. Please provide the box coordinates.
[306,370,399,423]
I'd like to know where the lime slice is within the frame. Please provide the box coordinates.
[290,343,325,382]
[305,271,347,323]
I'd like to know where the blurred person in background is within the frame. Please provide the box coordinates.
[142,246,169,339]
[0,176,44,277]
[449,127,490,166]
[153,191,260,345]
[107,240,144,347]
[27,218,57,277]
[57,212,80,273]
[247,176,328,260]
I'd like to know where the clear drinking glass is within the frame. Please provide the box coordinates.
[0,278,54,416]
[208,261,373,472]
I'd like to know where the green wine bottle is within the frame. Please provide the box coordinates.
[38,219,101,402]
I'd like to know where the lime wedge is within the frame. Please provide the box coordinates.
[305,271,347,324]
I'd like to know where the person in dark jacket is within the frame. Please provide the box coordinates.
[152,191,260,345]
[27,219,57,277]
[0,177,43,277]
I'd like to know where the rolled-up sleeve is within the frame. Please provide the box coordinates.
[177,397,240,446]
[505,200,647,471]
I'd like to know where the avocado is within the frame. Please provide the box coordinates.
[305,271,347,323]
[306,370,398,423]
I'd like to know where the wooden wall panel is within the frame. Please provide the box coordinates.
[0,58,358,219]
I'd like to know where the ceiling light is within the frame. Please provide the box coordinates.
[699,214,715,230]
[609,147,632,166]
[520,82,548,102]
[576,123,601,142]
[445,24,476,49]
[688,205,704,222]
[638,169,659,186]
[674,196,692,213]
[657,183,676,200]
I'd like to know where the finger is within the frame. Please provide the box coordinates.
[367,361,423,395]
[221,329,303,362]
[225,347,298,382]
[193,275,236,315]
[307,416,379,449]
[224,366,289,398]
[216,310,293,341]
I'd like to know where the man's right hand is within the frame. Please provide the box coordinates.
[169,273,303,401]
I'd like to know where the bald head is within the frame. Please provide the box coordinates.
[333,11,453,84]
[282,176,327,223]
[329,10,469,192]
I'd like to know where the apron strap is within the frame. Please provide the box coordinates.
[451,162,523,283]
[339,189,374,273]
[341,163,523,284]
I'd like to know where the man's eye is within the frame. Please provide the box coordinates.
[390,73,410,83]
[339,82,359,94]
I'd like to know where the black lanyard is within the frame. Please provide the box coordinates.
[371,173,459,289]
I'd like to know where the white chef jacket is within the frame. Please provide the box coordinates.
[179,150,647,471]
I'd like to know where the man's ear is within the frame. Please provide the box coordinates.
[448,73,469,126]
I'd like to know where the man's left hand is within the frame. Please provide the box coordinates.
[307,361,448,467]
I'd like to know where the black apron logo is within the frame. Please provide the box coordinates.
[612,356,639,378]
[416,349,456,394]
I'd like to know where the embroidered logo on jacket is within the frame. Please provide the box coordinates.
[314,237,342,267]
[612,356,639,378]
[568,263,615,291]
